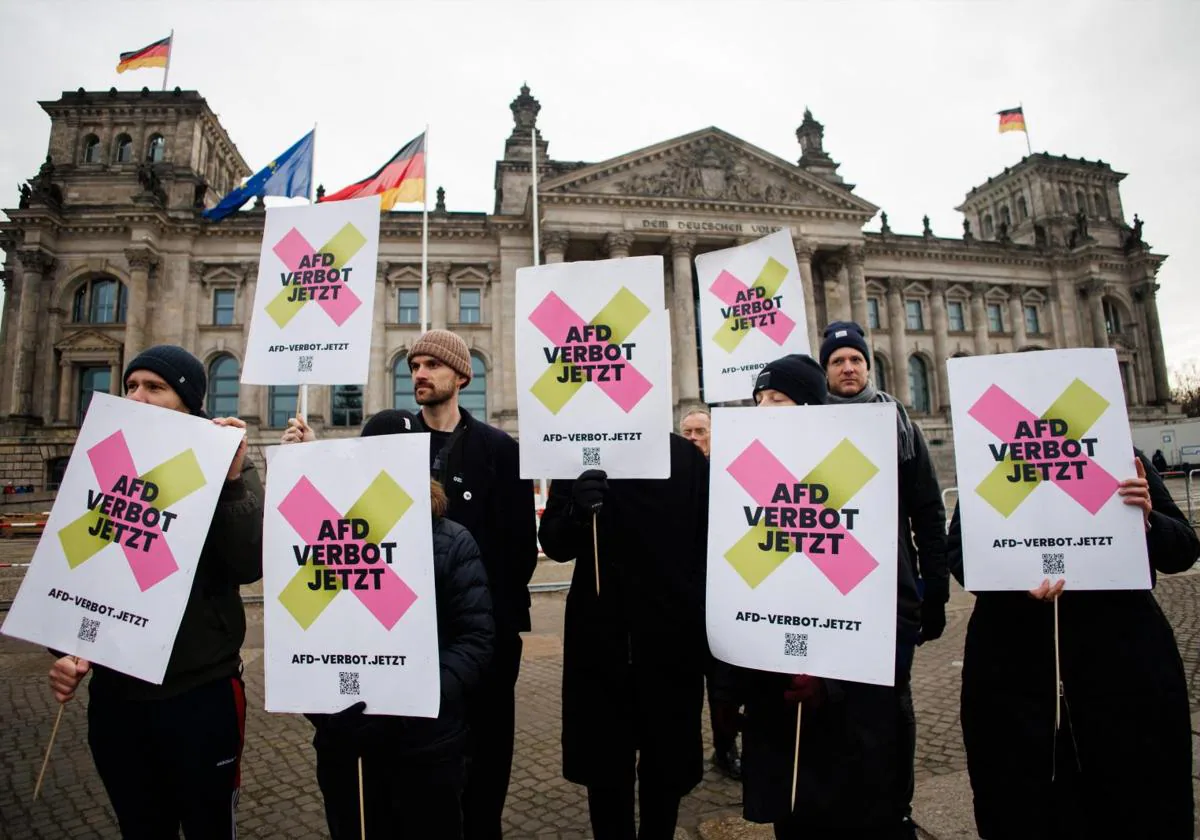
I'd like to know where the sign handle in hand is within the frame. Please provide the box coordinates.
[34,655,77,802]
[790,702,802,811]
[1054,599,1063,731]
[592,513,600,597]
[297,384,309,425]
[358,756,366,840]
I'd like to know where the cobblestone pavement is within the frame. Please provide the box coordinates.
[2,535,1199,838]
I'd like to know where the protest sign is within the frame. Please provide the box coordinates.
[1,393,243,684]
[241,195,382,385]
[262,434,439,716]
[948,348,1148,591]
[706,404,898,685]
[694,230,810,404]
[515,256,672,479]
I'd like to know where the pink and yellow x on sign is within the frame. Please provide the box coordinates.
[724,438,880,594]
[969,378,1119,517]
[265,223,368,328]
[528,288,654,415]
[277,471,417,631]
[58,431,206,591]
[710,257,797,353]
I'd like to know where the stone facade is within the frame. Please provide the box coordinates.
[0,86,1174,489]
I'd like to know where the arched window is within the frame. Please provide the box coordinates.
[1000,205,1012,228]
[1094,191,1109,218]
[874,355,889,394]
[268,385,298,428]
[1075,190,1087,214]
[72,277,127,324]
[393,354,418,412]
[1103,298,1123,335]
[982,214,994,239]
[1016,195,1029,221]
[82,134,101,164]
[114,134,134,163]
[908,355,931,414]
[206,355,239,418]
[460,354,487,418]
[332,385,363,427]
[146,134,166,163]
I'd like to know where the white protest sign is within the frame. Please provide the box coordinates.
[516,256,672,479]
[1,393,242,684]
[694,230,811,404]
[242,195,382,385]
[948,348,1147,591]
[706,404,898,685]
[262,435,439,716]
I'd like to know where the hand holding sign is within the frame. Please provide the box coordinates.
[48,656,91,703]
[211,416,249,481]
[1118,457,1152,526]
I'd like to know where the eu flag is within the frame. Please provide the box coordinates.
[203,130,315,222]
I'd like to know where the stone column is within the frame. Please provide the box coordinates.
[885,278,911,405]
[542,230,569,264]
[845,245,870,340]
[430,262,450,330]
[123,247,157,364]
[484,264,503,423]
[11,250,54,418]
[929,280,949,410]
[670,236,701,404]
[970,282,990,356]
[57,359,73,423]
[604,232,634,260]
[1085,278,1108,348]
[367,263,390,415]
[794,239,820,355]
[1137,281,1171,404]
[1008,285,1028,349]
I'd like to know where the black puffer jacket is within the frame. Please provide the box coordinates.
[311,512,494,761]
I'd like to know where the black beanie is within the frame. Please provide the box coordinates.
[361,409,420,437]
[820,321,871,369]
[123,345,206,416]
[752,354,828,406]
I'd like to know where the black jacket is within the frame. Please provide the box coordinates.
[538,434,709,796]
[89,463,264,702]
[312,515,494,761]
[950,451,1197,837]
[420,408,537,638]
[897,422,949,640]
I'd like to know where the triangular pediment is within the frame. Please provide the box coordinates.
[55,328,123,353]
[538,127,877,217]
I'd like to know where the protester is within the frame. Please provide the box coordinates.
[538,434,709,840]
[738,353,902,839]
[820,321,948,838]
[293,409,494,839]
[680,408,711,459]
[1153,448,1169,473]
[47,344,263,839]
[284,328,536,840]
[948,451,1198,838]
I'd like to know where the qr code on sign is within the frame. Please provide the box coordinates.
[78,617,99,643]
[1042,553,1065,575]
[582,447,601,467]
[297,355,314,373]
[338,672,360,696]
[784,632,808,657]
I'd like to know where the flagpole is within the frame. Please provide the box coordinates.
[309,123,317,202]
[161,29,174,92]
[531,124,540,268]
[298,122,317,420]
[421,124,430,333]
[1021,100,1032,156]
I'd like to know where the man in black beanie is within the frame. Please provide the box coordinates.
[751,353,828,407]
[48,344,264,838]
[819,320,948,839]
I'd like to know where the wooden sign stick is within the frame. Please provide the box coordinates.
[1053,599,1063,730]
[358,756,366,840]
[790,702,803,811]
[592,513,601,596]
[34,655,78,802]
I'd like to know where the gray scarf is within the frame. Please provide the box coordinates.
[825,382,917,463]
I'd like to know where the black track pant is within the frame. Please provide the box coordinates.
[462,632,523,840]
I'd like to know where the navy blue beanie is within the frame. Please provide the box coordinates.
[123,345,206,416]
[752,354,827,406]
[820,321,871,369]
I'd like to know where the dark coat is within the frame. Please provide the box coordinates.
[421,408,538,638]
[89,463,264,701]
[897,422,949,640]
[537,434,709,795]
[950,451,1197,838]
[312,515,494,762]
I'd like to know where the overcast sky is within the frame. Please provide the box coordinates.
[2,0,1198,375]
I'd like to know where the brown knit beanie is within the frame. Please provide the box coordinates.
[409,329,472,383]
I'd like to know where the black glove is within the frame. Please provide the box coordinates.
[571,469,608,521]
[305,701,379,751]
[918,599,947,645]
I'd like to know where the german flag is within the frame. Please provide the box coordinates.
[116,36,171,73]
[321,133,426,211]
[997,107,1027,134]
